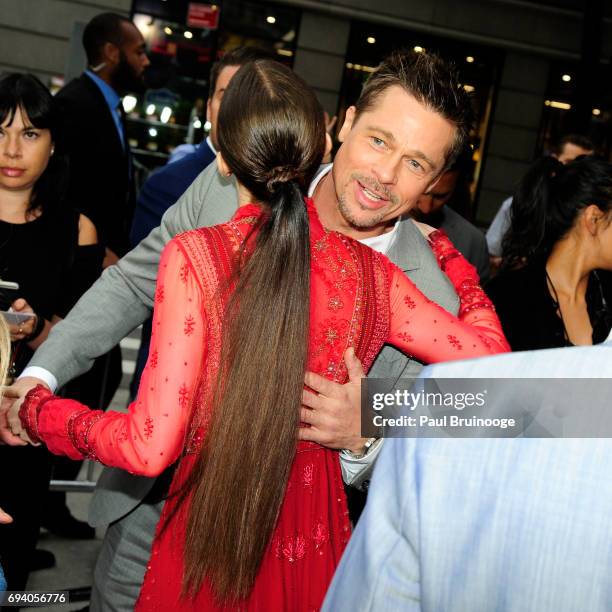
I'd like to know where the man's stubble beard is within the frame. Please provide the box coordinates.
[337,191,388,229]
[112,54,146,95]
[336,172,401,229]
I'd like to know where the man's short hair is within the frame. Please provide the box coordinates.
[209,47,275,97]
[83,12,132,66]
[355,49,474,170]
[555,133,595,155]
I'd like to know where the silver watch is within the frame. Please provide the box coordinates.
[344,437,378,459]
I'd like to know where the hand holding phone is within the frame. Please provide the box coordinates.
[0,282,41,341]
[4,310,37,341]
[0,280,20,311]
[1,310,36,326]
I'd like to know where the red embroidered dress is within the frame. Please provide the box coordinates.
[21,199,509,611]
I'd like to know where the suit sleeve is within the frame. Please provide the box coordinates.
[26,163,226,388]
[22,241,206,477]
[472,231,491,285]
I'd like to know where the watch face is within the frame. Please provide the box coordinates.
[364,437,378,449]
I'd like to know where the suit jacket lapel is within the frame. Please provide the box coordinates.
[386,216,424,272]
[386,214,459,314]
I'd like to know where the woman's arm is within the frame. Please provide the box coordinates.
[78,213,98,246]
[0,506,12,523]
[56,214,104,319]
[386,233,510,363]
[19,240,207,476]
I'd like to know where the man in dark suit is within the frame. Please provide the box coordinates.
[41,13,149,542]
[413,147,491,283]
[57,12,149,264]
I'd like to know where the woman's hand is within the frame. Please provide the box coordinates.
[8,298,36,342]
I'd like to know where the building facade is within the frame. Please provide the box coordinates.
[1,0,610,222]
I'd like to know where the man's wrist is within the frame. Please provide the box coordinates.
[18,368,57,393]
[343,437,369,455]
[343,437,379,459]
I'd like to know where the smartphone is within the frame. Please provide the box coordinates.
[0,310,35,326]
[0,280,20,311]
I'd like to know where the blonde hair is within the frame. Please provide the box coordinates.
[0,318,11,387]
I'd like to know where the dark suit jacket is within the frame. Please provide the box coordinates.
[129,140,216,247]
[56,74,133,257]
[424,206,490,284]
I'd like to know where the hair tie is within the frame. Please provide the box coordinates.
[266,166,298,193]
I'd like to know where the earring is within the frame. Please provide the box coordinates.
[50,146,55,156]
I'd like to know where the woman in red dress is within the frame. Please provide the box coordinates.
[17,61,509,610]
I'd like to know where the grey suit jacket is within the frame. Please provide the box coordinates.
[29,163,458,526]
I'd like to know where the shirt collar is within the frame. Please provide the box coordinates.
[308,163,332,197]
[205,136,217,155]
[193,137,217,164]
[85,70,122,113]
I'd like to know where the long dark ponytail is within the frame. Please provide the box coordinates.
[502,155,612,270]
[182,60,326,601]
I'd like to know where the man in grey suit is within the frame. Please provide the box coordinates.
[2,49,471,610]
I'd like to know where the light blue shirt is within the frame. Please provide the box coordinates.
[485,196,512,257]
[324,343,612,612]
[85,70,125,150]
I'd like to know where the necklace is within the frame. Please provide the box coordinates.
[545,270,571,344]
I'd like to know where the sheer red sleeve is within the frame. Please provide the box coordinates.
[20,240,207,476]
[386,231,509,363]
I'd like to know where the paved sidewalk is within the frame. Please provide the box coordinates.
[25,462,105,611]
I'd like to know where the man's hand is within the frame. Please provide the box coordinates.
[0,506,12,524]
[0,377,48,445]
[299,347,368,453]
